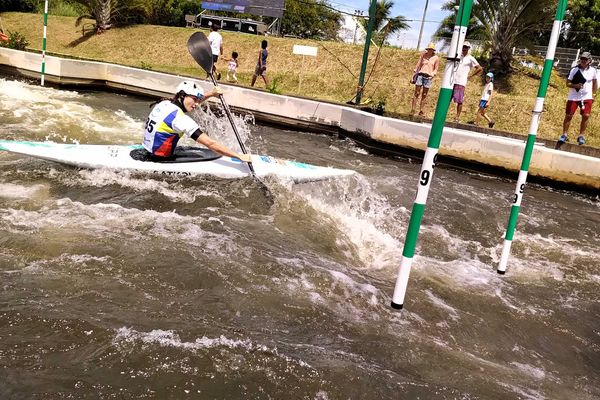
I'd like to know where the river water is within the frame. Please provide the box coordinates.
[0,77,598,399]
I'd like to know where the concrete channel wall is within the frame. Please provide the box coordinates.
[1,47,599,191]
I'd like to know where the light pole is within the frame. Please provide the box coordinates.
[352,10,364,45]
[416,0,429,51]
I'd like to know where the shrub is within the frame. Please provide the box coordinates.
[0,31,29,50]
[266,74,283,94]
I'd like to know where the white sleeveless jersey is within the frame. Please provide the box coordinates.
[142,100,199,157]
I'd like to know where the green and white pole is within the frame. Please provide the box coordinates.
[355,0,376,105]
[40,0,49,86]
[497,0,568,274]
[391,0,473,310]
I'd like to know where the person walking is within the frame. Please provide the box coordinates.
[207,22,223,80]
[451,41,482,123]
[555,51,598,149]
[411,42,439,117]
[223,51,239,83]
[472,72,495,128]
[251,40,269,87]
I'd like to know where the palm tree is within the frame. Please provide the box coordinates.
[72,0,145,33]
[435,0,555,73]
[359,0,409,45]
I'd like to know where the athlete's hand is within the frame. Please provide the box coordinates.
[237,153,252,163]
[214,86,224,95]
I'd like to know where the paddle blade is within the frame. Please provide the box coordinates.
[187,32,213,75]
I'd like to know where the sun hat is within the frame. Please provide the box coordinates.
[426,42,436,51]
[486,72,494,78]
[463,41,472,48]
[580,51,592,60]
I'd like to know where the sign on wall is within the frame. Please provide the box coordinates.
[201,0,285,18]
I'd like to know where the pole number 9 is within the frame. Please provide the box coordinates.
[419,154,438,186]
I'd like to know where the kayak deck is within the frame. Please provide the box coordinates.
[0,141,355,182]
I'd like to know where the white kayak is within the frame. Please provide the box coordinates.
[0,141,355,182]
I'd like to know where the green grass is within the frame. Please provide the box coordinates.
[1,11,598,147]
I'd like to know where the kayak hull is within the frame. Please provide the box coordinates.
[0,141,355,182]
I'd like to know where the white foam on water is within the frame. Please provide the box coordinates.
[0,198,239,257]
[328,269,379,305]
[14,253,112,276]
[0,182,48,199]
[290,175,407,271]
[497,382,546,400]
[421,224,489,262]
[272,255,389,322]
[74,169,223,204]
[510,362,546,380]
[112,327,313,369]
[491,230,599,285]
[424,290,460,321]
[492,287,555,317]
[414,256,500,291]
[0,78,142,143]
[188,104,255,153]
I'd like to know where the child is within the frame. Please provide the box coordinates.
[223,51,239,83]
[475,72,495,128]
[251,40,269,87]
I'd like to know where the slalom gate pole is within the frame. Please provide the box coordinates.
[355,0,377,104]
[497,0,569,274]
[390,0,474,310]
[41,0,49,86]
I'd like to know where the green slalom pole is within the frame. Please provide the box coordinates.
[355,0,376,105]
[391,0,474,310]
[497,0,569,274]
[40,0,49,86]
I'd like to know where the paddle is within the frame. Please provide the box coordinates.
[187,31,272,201]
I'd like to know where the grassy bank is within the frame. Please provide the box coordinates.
[1,12,599,147]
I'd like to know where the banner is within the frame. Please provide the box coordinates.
[201,0,285,18]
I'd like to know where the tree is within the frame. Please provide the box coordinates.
[0,0,36,12]
[71,0,146,33]
[435,0,555,74]
[143,0,202,27]
[358,0,409,45]
[562,0,600,54]
[280,0,342,40]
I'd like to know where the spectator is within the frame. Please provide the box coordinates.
[452,41,483,122]
[555,51,598,149]
[207,22,223,80]
[251,40,269,87]
[222,51,239,83]
[471,72,495,128]
[411,42,439,117]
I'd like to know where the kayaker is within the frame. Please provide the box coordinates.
[142,80,251,162]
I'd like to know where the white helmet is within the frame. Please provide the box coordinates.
[176,81,204,98]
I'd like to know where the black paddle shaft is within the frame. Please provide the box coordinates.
[185,31,276,204]
[186,32,254,171]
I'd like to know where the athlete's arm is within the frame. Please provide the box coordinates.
[193,130,250,162]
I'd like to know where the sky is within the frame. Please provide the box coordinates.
[329,0,449,49]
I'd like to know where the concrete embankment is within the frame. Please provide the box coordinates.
[1,47,598,191]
